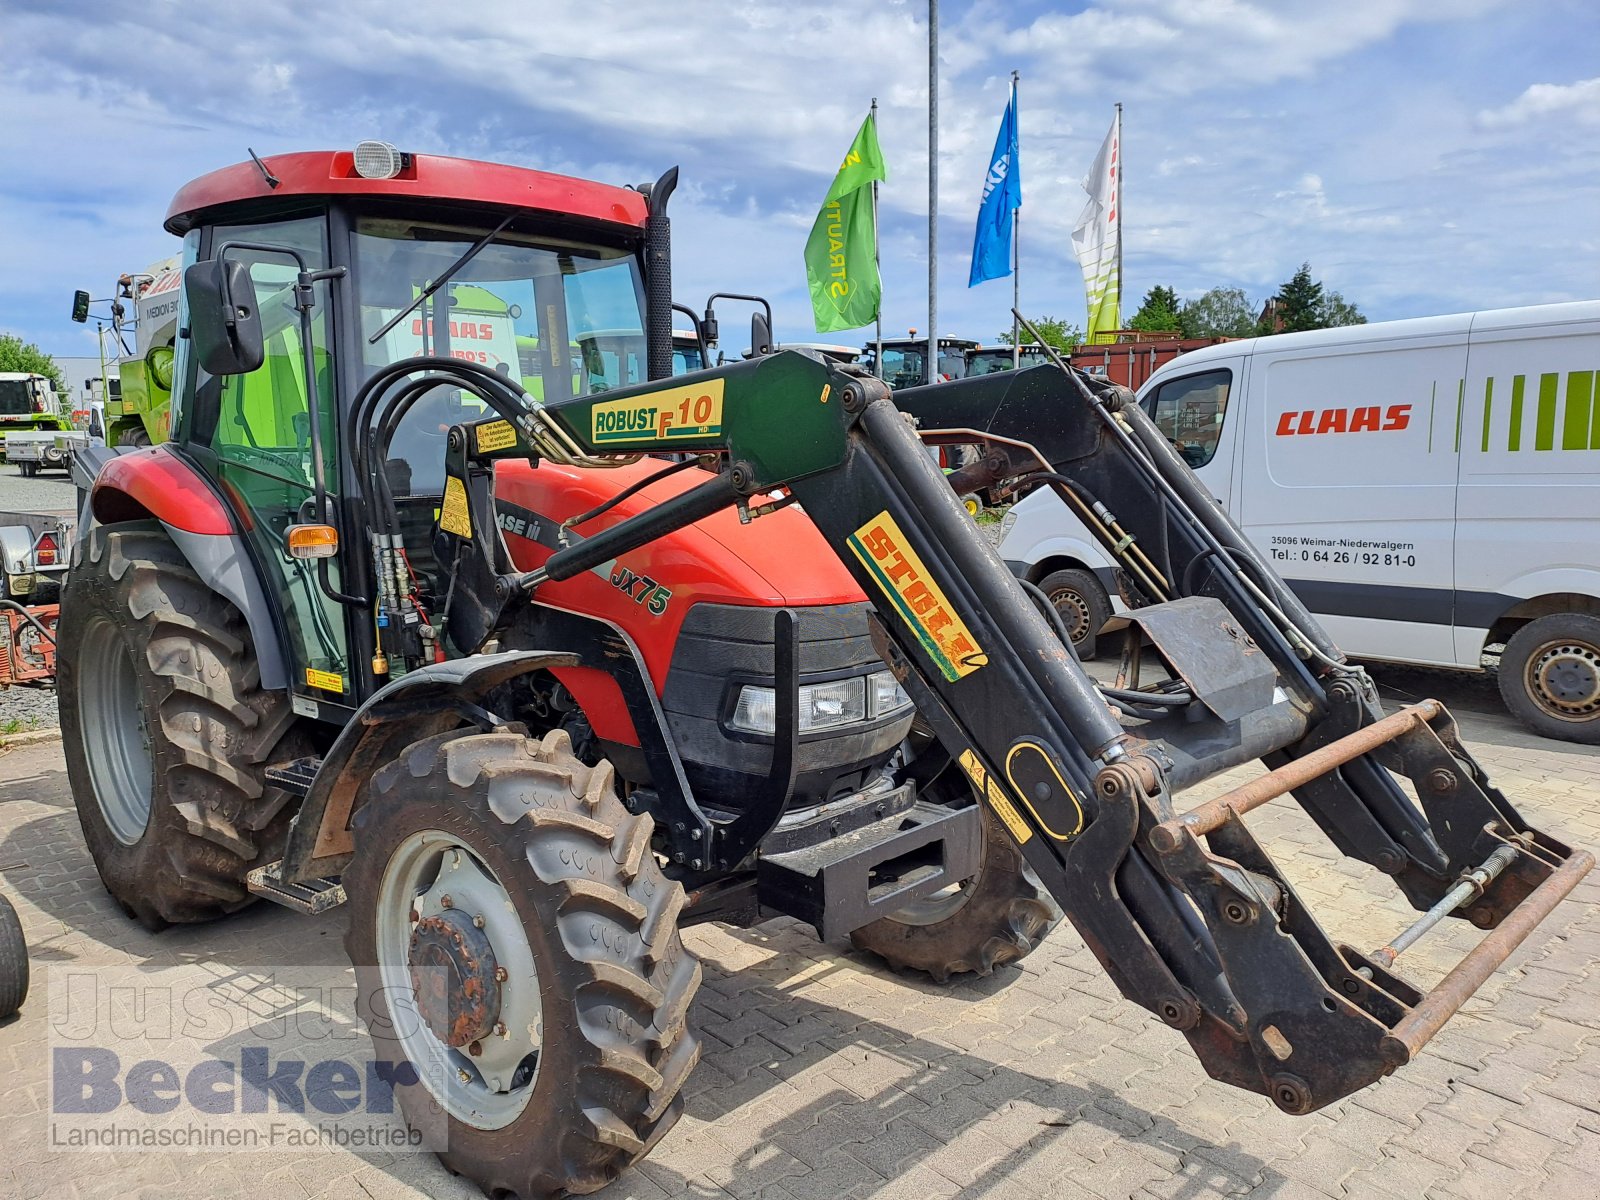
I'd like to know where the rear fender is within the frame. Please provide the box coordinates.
[277,650,579,884]
[78,445,289,690]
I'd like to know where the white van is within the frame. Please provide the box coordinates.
[998,300,1600,744]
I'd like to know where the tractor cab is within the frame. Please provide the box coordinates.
[154,146,656,714]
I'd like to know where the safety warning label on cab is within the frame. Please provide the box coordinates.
[474,419,519,454]
[958,749,1032,844]
[590,378,724,445]
[847,510,987,681]
[440,475,473,538]
[305,668,345,694]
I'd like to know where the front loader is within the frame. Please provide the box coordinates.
[58,146,1588,1198]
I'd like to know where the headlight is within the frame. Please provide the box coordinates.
[999,509,1018,540]
[729,670,910,735]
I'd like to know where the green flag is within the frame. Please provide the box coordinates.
[804,113,887,333]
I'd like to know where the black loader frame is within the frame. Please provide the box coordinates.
[294,340,1594,1116]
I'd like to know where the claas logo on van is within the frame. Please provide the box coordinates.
[1275,404,1411,437]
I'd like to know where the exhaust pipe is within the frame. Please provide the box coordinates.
[641,167,679,381]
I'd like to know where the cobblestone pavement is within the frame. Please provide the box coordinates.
[0,675,1595,1200]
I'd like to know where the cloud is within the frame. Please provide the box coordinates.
[1478,77,1600,128]
[1,0,1596,359]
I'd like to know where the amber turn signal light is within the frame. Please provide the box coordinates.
[286,524,339,559]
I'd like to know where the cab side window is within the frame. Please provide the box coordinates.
[1150,369,1232,468]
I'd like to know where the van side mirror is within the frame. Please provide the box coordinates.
[750,312,773,359]
[185,258,264,376]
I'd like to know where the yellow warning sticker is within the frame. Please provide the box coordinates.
[305,667,345,694]
[847,510,987,681]
[958,749,1033,844]
[439,475,472,537]
[474,419,518,454]
[591,378,724,445]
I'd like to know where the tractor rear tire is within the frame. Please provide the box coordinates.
[344,728,701,1198]
[0,892,28,1019]
[57,520,303,930]
[120,425,153,448]
[851,778,1062,982]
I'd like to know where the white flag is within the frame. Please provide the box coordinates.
[1071,111,1121,341]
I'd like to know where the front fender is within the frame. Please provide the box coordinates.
[277,649,579,883]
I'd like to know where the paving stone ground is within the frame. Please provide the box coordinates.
[0,665,1595,1200]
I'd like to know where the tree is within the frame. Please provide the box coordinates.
[0,334,68,397]
[1000,316,1082,353]
[1258,264,1367,333]
[1178,287,1256,338]
[1319,291,1367,327]
[1261,263,1324,333]
[1127,285,1183,334]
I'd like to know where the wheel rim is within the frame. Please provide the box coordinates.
[78,617,153,846]
[884,810,986,926]
[1524,638,1600,722]
[964,496,981,517]
[375,829,542,1130]
[1048,586,1093,645]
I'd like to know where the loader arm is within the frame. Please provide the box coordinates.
[433,351,1590,1113]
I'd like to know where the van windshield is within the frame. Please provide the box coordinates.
[1150,369,1232,468]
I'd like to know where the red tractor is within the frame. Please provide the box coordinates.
[58,144,1588,1198]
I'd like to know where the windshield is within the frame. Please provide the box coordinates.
[672,343,705,374]
[878,347,926,389]
[0,380,34,416]
[353,216,646,493]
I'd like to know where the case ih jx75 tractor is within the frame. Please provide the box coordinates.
[61,145,1589,1197]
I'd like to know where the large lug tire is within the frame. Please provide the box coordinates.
[1498,613,1600,745]
[57,520,304,930]
[120,425,153,448]
[344,728,702,1198]
[1037,567,1112,661]
[851,781,1063,983]
[0,892,28,1019]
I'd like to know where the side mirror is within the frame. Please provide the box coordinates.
[185,258,265,376]
[750,312,773,359]
[71,290,91,323]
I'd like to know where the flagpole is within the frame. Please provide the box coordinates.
[927,0,938,385]
[871,97,883,380]
[1011,70,1020,368]
[1114,101,1123,331]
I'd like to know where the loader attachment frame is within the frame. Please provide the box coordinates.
[393,351,1587,1113]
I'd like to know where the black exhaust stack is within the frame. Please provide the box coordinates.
[642,167,679,381]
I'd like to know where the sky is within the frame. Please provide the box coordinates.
[2,0,1597,361]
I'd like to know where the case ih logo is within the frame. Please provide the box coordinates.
[1275,404,1411,436]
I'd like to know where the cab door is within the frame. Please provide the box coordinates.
[180,213,354,711]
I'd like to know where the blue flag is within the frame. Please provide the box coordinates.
[968,87,1020,287]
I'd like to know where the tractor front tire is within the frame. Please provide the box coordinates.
[851,781,1062,982]
[57,520,302,930]
[344,729,701,1198]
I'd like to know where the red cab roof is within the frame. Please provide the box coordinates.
[165,149,650,234]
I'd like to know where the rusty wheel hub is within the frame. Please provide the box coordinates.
[1528,640,1600,719]
[409,910,502,1048]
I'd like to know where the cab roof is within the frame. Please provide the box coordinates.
[165,149,650,235]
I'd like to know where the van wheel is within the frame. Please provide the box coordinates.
[1038,568,1111,661]
[1498,614,1600,744]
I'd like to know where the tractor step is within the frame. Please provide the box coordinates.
[758,800,983,942]
[265,756,323,799]
[246,860,347,914]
